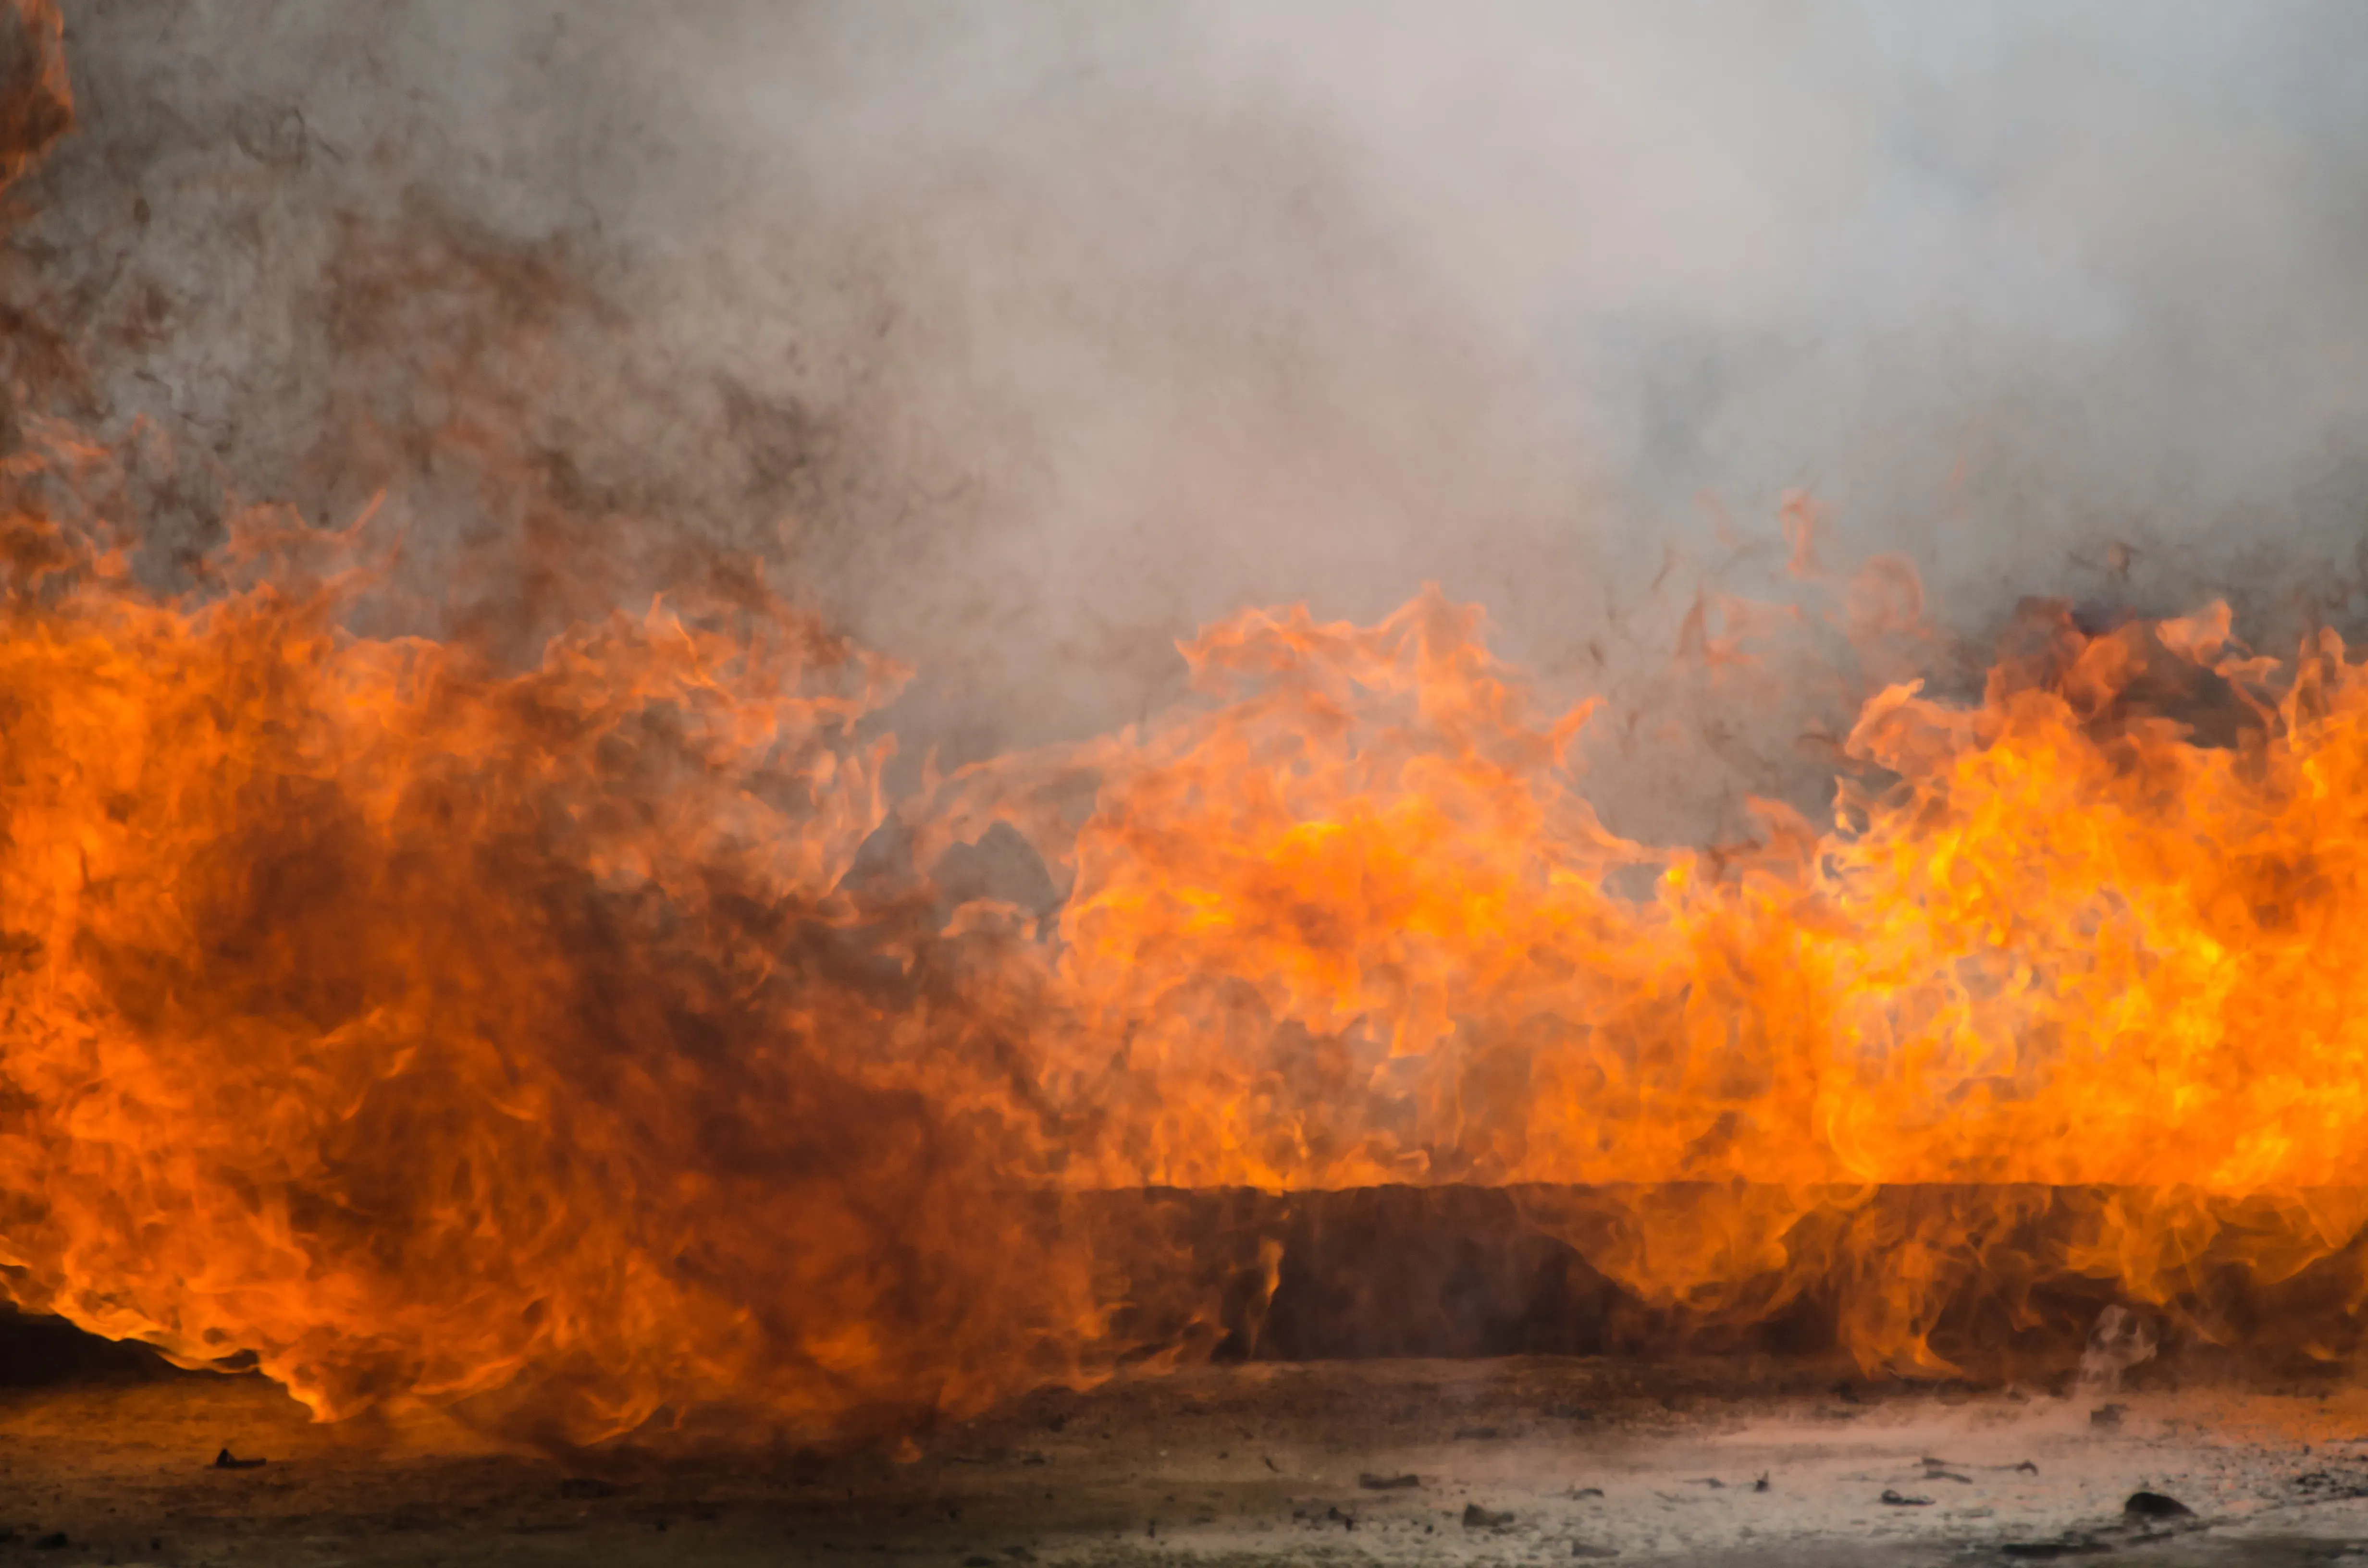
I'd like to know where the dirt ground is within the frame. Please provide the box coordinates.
[4,1358,2368,1565]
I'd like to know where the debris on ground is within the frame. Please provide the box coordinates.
[1879,1489,1934,1507]
[1357,1472,1419,1490]
[1464,1503,1515,1529]
[2122,1490,2193,1519]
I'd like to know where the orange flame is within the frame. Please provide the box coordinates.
[0,453,1178,1444]
[10,418,2368,1433]
[952,577,2368,1379]
[7,9,2368,1439]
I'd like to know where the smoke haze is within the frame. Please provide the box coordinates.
[25,0,2368,812]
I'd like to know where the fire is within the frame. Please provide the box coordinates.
[9,0,2368,1448]
[9,425,2368,1438]
[995,583,2368,1378]
[0,459,1150,1444]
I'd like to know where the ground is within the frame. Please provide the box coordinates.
[3,1358,2368,1565]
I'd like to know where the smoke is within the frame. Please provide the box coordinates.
[26,0,2368,801]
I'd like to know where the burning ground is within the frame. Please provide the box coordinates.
[17,445,2368,1450]
[5,12,2368,1568]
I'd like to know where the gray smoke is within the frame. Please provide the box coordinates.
[23,0,2368,832]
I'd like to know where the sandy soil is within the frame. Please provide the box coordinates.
[2,1359,2368,1565]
